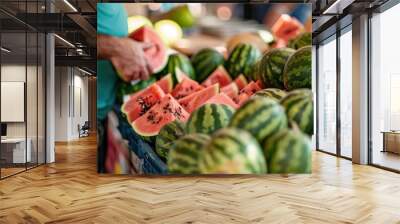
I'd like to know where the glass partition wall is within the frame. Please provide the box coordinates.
[0,1,46,179]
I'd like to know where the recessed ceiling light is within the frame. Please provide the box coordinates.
[54,34,75,48]
[1,47,11,53]
[63,0,78,12]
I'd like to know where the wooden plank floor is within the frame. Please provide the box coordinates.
[1,135,400,224]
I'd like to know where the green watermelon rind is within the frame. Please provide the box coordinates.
[283,46,312,91]
[186,103,235,135]
[225,43,261,79]
[155,120,186,159]
[192,48,225,83]
[229,96,288,143]
[287,32,312,50]
[254,88,287,101]
[263,129,312,174]
[198,128,267,174]
[159,53,196,84]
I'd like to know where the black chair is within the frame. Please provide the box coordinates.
[78,121,90,138]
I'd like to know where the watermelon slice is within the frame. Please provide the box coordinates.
[202,66,232,88]
[239,81,262,96]
[171,77,204,99]
[221,82,239,99]
[131,94,189,136]
[233,93,251,105]
[234,74,248,90]
[178,84,220,113]
[129,26,168,73]
[255,79,264,89]
[156,74,173,93]
[203,93,239,109]
[121,84,165,123]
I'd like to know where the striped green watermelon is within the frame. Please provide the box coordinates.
[263,129,312,173]
[155,120,186,159]
[159,53,195,84]
[168,133,210,174]
[225,43,261,79]
[283,46,312,91]
[258,48,295,89]
[186,103,235,135]
[229,97,287,142]
[288,32,311,50]
[198,128,267,174]
[280,89,313,136]
[191,48,225,82]
[254,88,287,101]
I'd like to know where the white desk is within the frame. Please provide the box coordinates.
[1,138,31,163]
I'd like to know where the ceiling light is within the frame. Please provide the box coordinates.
[54,34,75,48]
[63,0,78,12]
[1,47,11,53]
[78,67,92,76]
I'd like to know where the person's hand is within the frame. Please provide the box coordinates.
[110,38,153,82]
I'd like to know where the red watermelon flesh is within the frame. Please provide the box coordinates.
[239,81,262,96]
[171,78,204,99]
[129,26,168,73]
[234,74,248,90]
[255,79,264,89]
[233,93,251,105]
[203,93,239,109]
[121,84,165,123]
[202,66,232,88]
[156,74,173,93]
[178,84,220,113]
[221,82,239,99]
[131,94,189,136]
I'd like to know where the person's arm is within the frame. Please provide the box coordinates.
[97,34,153,81]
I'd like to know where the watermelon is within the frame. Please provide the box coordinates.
[234,74,248,90]
[202,66,232,88]
[221,82,239,99]
[234,93,251,105]
[186,103,235,135]
[263,129,311,173]
[178,84,219,113]
[155,120,186,159]
[283,46,312,91]
[288,32,311,50]
[254,88,287,101]
[159,53,195,84]
[239,81,262,96]
[229,97,287,142]
[192,48,225,82]
[198,128,267,174]
[156,74,173,93]
[121,84,165,123]
[280,89,313,136]
[258,48,295,89]
[171,78,204,99]
[202,93,239,109]
[129,26,168,73]
[225,43,261,79]
[168,133,210,174]
[131,94,189,136]
[116,77,156,104]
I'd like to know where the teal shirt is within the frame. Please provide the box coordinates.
[97,3,128,120]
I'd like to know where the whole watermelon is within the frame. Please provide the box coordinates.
[155,120,186,159]
[225,43,261,79]
[229,97,287,143]
[258,48,295,89]
[158,53,195,84]
[263,129,312,173]
[191,48,225,82]
[280,89,313,136]
[288,32,312,50]
[198,128,267,174]
[254,88,287,101]
[167,133,210,174]
[283,46,312,91]
[186,103,235,135]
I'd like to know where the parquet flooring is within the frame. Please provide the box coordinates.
[1,135,400,223]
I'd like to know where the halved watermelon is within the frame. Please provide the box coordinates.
[203,93,239,109]
[202,66,232,88]
[129,26,168,73]
[178,84,220,113]
[121,84,165,123]
[131,94,189,136]
[171,77,204,99]
[239,81,262,96]
[221,82,239,99]
[156,74,173,93]
[234,74,248,90]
